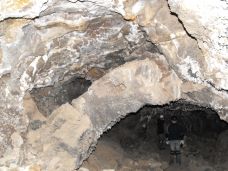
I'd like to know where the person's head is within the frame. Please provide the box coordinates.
[159,114,164,120]
[171,115,177,124]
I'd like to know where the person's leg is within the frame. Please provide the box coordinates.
[169,140,175,165]
[176,151,181,165]
[175,141,181,165]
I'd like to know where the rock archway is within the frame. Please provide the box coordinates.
[25,56,227,171]
[0,0,227,170]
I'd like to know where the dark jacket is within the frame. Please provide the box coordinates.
[157,118,165,134]
[168,122,185,140]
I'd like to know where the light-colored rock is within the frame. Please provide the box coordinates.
[0,0,50,21]
[0,0,227,170]
[78,168,90,171]
[0,1,146,163]
[168,0,228,90]
[24,56,227,170]
[0,164,41,171]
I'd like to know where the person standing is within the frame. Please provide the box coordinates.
[157,114,165,149]
[167,115,185,165]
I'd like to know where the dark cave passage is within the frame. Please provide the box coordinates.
[80,102,228,171]
[30,77,92,116]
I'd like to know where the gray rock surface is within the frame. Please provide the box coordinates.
[0,0,227,170]
[168,0,228,90]
[25,57,227,170]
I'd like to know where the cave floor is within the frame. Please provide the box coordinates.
[80,132,227,171]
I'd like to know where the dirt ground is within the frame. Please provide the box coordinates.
[79,131,228,171]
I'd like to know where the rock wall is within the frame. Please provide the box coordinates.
[168,0,228,90]
[25,57,226,171]
[0,0,227,170]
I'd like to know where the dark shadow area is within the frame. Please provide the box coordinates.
[30,77,92,116]
[80,102,228,171]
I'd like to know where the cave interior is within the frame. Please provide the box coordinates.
[30,78,228,171]
[80,103,228,171]
[1,0,228,171]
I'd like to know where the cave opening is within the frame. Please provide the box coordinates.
[30,76,92,117]
[24,58,228,171]
[80,102,228,171]
[25,76,92,131]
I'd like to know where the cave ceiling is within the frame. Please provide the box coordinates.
[0,0,227,170]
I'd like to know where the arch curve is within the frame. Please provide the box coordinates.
[26,55,227,171]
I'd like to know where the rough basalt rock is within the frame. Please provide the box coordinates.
[25,56,227,171]
[0,3,147,161]
[168,0,228,90]
[0,0,227,170]
[0,0,50,21]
